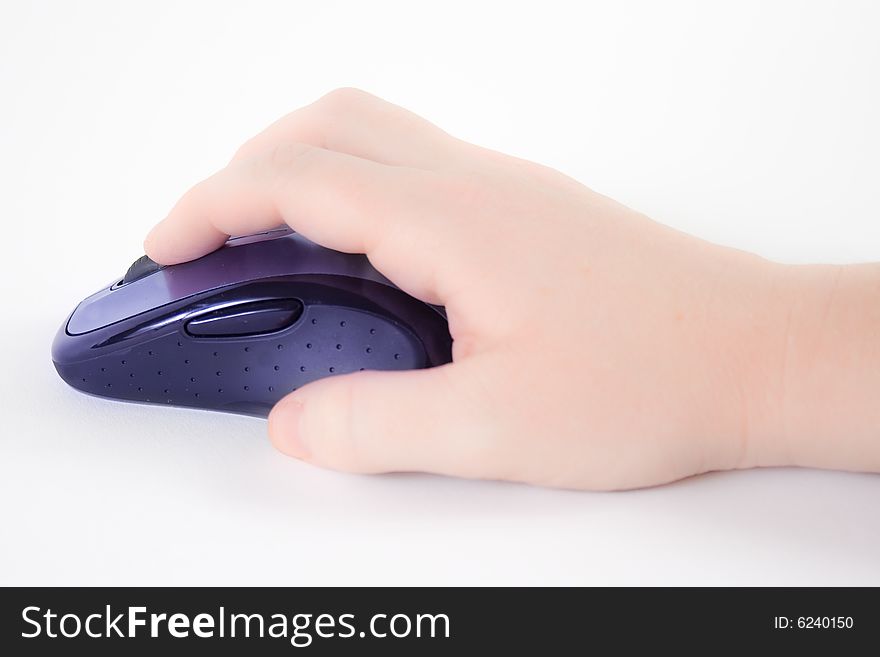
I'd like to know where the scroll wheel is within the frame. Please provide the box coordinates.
[122,254,164,284]
[185,299,304,337]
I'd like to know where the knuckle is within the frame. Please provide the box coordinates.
[231,136,262,162]
[423,170,493,206]
[416,171,499,242]
[248,142,319,186]
[302,377,371,473]
[267,142,314,171]
[316,87,370,114]
[450,171,499,208]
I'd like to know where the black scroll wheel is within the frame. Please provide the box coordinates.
[121,254,164,285]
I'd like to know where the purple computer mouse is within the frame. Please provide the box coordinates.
[52,227,452,417]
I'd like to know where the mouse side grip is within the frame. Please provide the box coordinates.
[54,304,428,417]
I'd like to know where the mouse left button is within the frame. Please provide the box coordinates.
[121,255,164,285]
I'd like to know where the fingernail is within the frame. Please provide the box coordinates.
[269,397,309,460]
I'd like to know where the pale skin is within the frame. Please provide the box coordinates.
[145,88,880,490]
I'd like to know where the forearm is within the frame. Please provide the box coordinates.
[756,262,880,472]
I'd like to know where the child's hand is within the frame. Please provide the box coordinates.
[145,88,880,489]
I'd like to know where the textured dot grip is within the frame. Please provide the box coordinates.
[55,304,427,417]
[52,229,452,418]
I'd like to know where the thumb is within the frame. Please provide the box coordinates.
[268,364,502,478]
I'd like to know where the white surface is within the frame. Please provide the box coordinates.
[1,0,879,585]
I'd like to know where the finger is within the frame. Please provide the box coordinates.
[232,87,466,170]
[144,142,451,301]
[267,364,512,480]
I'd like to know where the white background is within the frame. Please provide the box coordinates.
[1,0,879,585]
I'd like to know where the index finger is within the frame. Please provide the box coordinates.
[144,142,452,303]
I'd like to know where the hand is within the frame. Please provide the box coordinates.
[145,88,880,489]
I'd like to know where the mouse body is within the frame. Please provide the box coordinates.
[52,228,452,417]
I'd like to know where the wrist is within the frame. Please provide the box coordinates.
[748,261,880,472]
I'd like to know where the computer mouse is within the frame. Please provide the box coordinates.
[52,227,452,417]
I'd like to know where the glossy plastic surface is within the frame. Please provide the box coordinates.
[52,229,452,417]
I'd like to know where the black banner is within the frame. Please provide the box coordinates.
[0,587,875,654]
